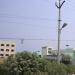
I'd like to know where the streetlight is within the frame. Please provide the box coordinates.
[55,0,67,64]
[57,23,67,63]
[60,23,67,33]
[61,23,67,29]
[66,44,70,47]
[65,44,70,49]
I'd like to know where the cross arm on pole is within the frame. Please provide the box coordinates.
[55,0,65,9]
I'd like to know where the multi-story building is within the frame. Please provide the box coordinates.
[42,46,75,63]
[41,46,57,60]
[0,41,16,59]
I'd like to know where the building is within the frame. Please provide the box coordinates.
[42,46,75,63]
[41,46,58,60]
[61,48,75,64]
[0,41,16,59]
[41,46,57,56]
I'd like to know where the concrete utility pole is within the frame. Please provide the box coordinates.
[55,0,67,63]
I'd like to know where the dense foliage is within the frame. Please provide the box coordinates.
[0,51,75,75]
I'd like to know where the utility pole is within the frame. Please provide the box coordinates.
[55,0,66,63]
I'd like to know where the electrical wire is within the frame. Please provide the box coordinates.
[0,37,75,41]
[0,13,56,21]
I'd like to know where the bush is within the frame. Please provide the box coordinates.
[0,51,75,75]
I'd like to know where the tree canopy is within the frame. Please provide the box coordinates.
[0,51,75,75]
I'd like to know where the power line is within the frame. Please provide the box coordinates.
[0,20,57,29]
[0,13,56,21]
[0,37,75,41]
[0,13,72,22]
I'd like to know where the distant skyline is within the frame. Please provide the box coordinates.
[0,0,75,52]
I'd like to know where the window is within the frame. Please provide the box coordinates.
[48,48,52,50]
[1,44,4,46]
[48,51,52,54]
[6,49,9,51]
[42,47,46,49]
[11,44,15,47]
[5,54,9,56]
[6,44,9,47]
[11,49,14,52]
[1,49,4,51]
[0,54,4,56]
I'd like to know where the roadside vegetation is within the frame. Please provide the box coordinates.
[0,51,75,75]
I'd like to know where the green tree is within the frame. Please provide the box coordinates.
[1,51,75,75]
[61,54,71,64]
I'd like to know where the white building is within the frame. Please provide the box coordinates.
[41,46,75,63]
[42,46,57,56]
[0,41,16,59]
[41,46,57,60]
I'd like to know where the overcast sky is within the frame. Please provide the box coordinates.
[0,0,75,52]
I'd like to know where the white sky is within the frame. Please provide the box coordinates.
[0,0,75,52]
